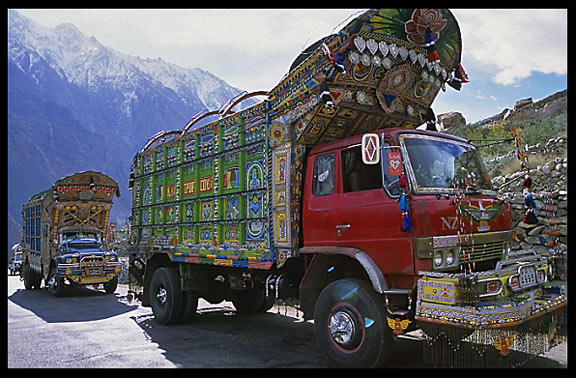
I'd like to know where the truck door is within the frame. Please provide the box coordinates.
[302,152,339,246]
[335,145,414,276]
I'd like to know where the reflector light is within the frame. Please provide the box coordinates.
[509,276,520,291]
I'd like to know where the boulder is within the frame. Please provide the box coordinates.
[437,111,466,130]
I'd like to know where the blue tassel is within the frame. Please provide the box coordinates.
[398,192,409,211]
[399,191,411,231]
[402,212,412,231]
[524,191,536,208]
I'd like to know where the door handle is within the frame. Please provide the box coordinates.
[336,223,350,237]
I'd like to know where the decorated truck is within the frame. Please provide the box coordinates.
[127,9,566,367]
[21,171,121,296]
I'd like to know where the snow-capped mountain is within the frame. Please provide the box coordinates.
[7,10,256,249]
[9,10,241,112]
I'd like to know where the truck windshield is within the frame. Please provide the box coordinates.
[401,135,492,192]
[65,241,102,251]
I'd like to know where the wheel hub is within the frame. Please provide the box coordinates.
[48,275,57,289]
[156,287,167,305]
[329,310,357,346]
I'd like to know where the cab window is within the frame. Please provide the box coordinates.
[341,146,382,193]
[313,153,335,196]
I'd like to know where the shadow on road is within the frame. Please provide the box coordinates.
[8,285,139,323]
[130,303,332,368]
[129,302,568,368]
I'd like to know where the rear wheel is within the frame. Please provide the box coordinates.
[150,267,183,325]
[314,279,392,368]
[178,290,199,323]
[23,265,42,290]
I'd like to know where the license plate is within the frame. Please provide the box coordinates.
[519,265,537,288]
[86,268,101,276]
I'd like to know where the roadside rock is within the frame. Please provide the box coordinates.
[437,112,466,130]
[493,137,567,254]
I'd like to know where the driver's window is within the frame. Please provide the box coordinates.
[382,144,403,197]
[313,153,335,196]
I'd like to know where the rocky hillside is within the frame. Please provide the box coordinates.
[443,89,567,256]
[445,89,567,163]
[492,137,567,255]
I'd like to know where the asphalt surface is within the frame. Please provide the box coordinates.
[7,273,569,369]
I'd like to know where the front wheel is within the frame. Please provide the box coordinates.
[314,279,392,368]
[47,267,66,297]
[149,267,183,325]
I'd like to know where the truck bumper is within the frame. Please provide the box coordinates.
[57,263,121,285]
[415,285,566,328]
[414,251,567,329]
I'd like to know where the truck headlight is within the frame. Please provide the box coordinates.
[109,254,118,262]
[65,257,73,264]
[433,251,443,266]
[445,250,455,265]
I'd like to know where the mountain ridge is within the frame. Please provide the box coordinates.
[7,10,255,250]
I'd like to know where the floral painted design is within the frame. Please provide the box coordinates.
[405,9,447,46]
[366,9,460,68]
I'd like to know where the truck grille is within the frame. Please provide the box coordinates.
[80,255,104,265]
[459,240,504,270]
[460,240,504,262]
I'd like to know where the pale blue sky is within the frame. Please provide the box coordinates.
[13,8,567,124]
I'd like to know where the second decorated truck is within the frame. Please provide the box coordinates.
[127,9,566,367]
[21,171,122,296]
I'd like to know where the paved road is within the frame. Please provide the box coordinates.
[7,274,568,368]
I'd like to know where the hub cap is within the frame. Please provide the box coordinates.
[48,276,56,288]
[329,310,357,346]
[156,287,167,305]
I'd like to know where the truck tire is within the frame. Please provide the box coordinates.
[149,267,183,325]
[104,276,118,294]
[47,267,66,297]
[31,267,42,289]
[23,265,41,290]
[178,290,199,323]
[314,279,392,368]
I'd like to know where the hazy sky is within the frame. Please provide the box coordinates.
[13,8,568,123]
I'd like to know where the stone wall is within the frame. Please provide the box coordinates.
[491,137,567,254]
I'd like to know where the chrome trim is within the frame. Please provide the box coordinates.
[477,277,503,298]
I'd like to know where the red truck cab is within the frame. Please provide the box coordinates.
[302,128,513,294]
